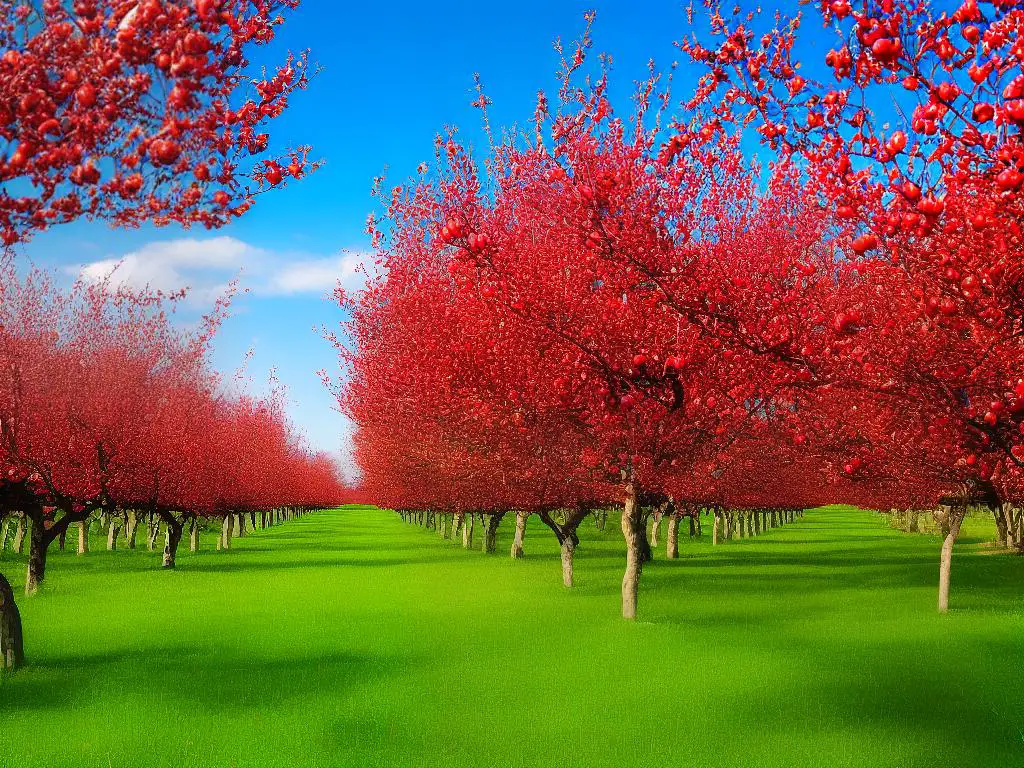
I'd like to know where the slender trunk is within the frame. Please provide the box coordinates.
[147,516,160,551]
[25,518,47,596]
[58,527,66,551]
[126,511,139,549]
[993,504,1009,548]
[937,506,965,614]
[462,513,475,549]
[907,509,920,533]
[621,481,642,620]
[0,519,9,552]
[483,514,501,553]
[249,511,256,531]
[221,515,232,550]
[189,518,199,552]
[78,520,89,555]
[13,515,26,554]
[1009,507,1023,552]
[712,511,720,545]
[689,515,697,538]
[561,536,577,587]
[107,518,121,551]
[511,511,528,558]
[650,509,663,548]
[638,510,653,565]
[0,571,25,671]
[163,518,184,569]
[667,515,680,559]
[452,512,464,540]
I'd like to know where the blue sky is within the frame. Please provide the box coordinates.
[17,0,829,472]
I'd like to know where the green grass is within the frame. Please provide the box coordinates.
[1,505,1023,768]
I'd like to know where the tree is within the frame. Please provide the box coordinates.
[339,20,857,618]
[681,0,1024,611]
[0,0,319,246]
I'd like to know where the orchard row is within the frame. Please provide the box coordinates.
[0,264,343,671]
[0,2,339,672]
[337,1,1024,618]
[396,506,806,588]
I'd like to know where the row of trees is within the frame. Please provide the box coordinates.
[1,0,329,671]
[397,503,806,588]
[0,262,343,669]
[0,503,314,560]
[337,1,1024,619]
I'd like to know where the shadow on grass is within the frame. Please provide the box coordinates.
[1,646,413,717]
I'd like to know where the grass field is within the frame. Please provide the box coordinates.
[1,505,1023,768]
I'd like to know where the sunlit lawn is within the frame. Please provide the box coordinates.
[1,505,1022,767]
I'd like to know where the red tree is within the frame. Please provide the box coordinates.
[0,0,318,246]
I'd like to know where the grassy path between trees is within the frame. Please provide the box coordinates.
[1,505,1022,767]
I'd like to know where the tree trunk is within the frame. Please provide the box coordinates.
[78,520,89,555]
[907,509,920,533]
[189,518,199,552]
[25,518,47,595]
[666,515,680,559]
[1009,507,1024,553]
[13,515,26,554]
[0,572,25,671]
[993,504,1009,548]
[483,514,501,553]
[937,505,966,614]
[0,518,9,552]
[560,536,577,587]
[621,481,642,620]
[107,517,121,551]
[147,516,160,551]
[462,513,475,549]
[221,515,232,550]
[712,511,720,545]
[125,511,139,549]
[650,509,663,548]
[638,510,653,565]
[163,518,184,569]
[452,512,464,540]
[58,527,66,551]
[511,510,527,558]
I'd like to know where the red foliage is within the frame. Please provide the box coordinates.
[0,0,318,246]
[0,259,344,585]
[337,5,1024,616]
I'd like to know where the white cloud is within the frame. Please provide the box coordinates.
[265,252,370,296]
[72,236,371,307]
